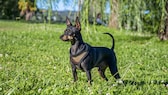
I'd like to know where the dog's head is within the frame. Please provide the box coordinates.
[60,17,81,41]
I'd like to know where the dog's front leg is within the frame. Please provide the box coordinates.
[71,65,78,82]
[86,70,92,85]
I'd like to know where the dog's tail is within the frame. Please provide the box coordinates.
[103,33,115,50]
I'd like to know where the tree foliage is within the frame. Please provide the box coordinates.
[18,0,36,11]
[0,0,19,19]
[109,0,167,34]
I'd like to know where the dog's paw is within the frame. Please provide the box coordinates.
[87,80,93,86]
[112,79,124,87]
[116,79,123,84]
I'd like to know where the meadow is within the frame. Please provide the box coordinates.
[0,20,168,95]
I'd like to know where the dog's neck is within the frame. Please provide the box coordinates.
[70,33,85,54]
[71,32,84,45]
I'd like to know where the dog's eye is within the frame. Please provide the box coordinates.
[64,29,70,34]
[66,29,71,32]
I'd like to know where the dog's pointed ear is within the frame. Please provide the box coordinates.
[75,17,81,30]
[66,16,72,26]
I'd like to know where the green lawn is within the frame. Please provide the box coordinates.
[0,20,168,95]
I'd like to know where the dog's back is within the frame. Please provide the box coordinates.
[91,47,115,65]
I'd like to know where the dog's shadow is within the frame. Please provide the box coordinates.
[123,80,168,87]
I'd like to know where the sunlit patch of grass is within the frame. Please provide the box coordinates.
[0,20,168,94]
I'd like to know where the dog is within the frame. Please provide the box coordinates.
[60,17,122,85]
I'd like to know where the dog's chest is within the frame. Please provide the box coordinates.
[70,44,90,65]
[71,51,87,64]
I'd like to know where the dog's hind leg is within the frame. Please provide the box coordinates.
[98,67,108,81]
[108,59,121,79]
[108,60,124,84]
[109,63,120,79]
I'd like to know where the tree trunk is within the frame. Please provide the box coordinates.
[109,0,119,29]
[78,0,81,17]
[159,1,168,40]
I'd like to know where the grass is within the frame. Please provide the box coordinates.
[0,20,168,95]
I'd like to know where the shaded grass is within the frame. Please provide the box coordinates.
[0,20,168,94]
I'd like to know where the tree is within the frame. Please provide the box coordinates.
[18,0,36,21]
[0,0,19,19]
[158,0,168,40]
[109,0,119,29]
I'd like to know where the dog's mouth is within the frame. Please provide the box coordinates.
[60,35,74,41]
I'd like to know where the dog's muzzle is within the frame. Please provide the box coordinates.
[60,35,73,41]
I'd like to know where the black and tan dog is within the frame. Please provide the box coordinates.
[60,17,122,85]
